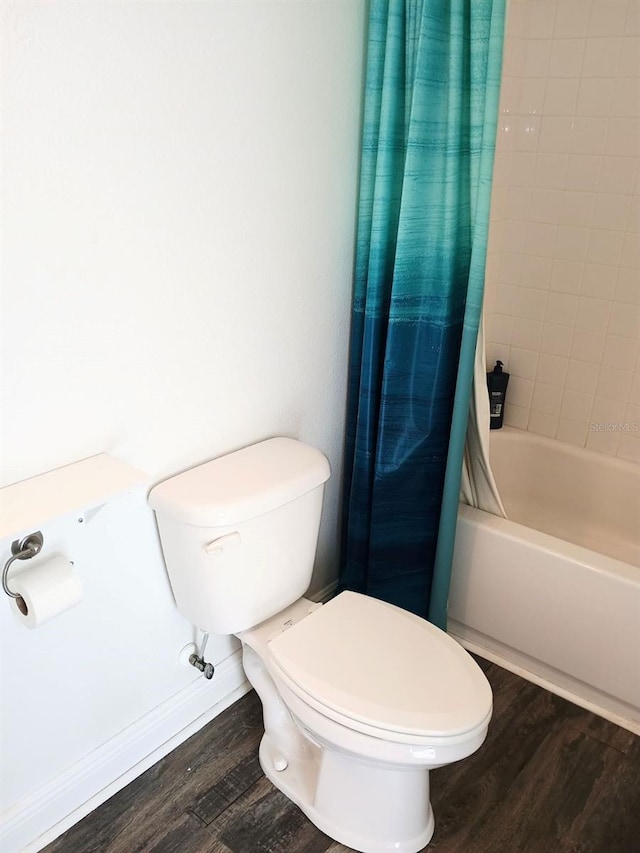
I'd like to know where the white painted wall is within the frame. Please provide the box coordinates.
[0,0,366,848]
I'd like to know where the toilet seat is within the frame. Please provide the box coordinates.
[267,591,492,741]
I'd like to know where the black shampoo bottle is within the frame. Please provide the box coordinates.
[487,360,509,430]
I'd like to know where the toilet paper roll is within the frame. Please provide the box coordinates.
[9,557,83,629]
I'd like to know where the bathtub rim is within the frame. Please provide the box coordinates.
[493,425,639,477]
[489,426,639,566]
[456,503,640,580]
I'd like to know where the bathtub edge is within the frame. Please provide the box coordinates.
[449,622,640,737]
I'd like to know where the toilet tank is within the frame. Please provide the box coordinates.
[148,438,331,634]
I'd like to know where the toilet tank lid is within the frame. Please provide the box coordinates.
[148,437,330,527]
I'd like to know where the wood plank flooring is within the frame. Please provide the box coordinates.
[43,658,640,853]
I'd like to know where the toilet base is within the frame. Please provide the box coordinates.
[259,733,435,853]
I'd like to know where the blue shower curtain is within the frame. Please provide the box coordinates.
[339,0,505,629]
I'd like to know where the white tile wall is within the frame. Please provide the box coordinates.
[485,0,640,460]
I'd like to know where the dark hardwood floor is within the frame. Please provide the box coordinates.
[43,658,640,853]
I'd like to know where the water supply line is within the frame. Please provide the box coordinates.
[189,631,215,679]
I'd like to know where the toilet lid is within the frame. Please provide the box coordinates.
[267,591,492,738]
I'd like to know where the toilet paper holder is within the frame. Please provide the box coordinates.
[2,531,44,599]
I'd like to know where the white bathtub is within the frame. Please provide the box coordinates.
[449,427,640,734]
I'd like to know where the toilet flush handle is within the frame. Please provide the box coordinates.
[204,531,241,556]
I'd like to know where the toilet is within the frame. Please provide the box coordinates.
[148,437,492,853]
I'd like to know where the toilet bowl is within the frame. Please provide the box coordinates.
[148,437,493,853]
[238,591,492,853]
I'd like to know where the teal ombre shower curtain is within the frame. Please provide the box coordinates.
[339,0,505,629]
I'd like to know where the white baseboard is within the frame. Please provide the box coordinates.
[1,651,250,853]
